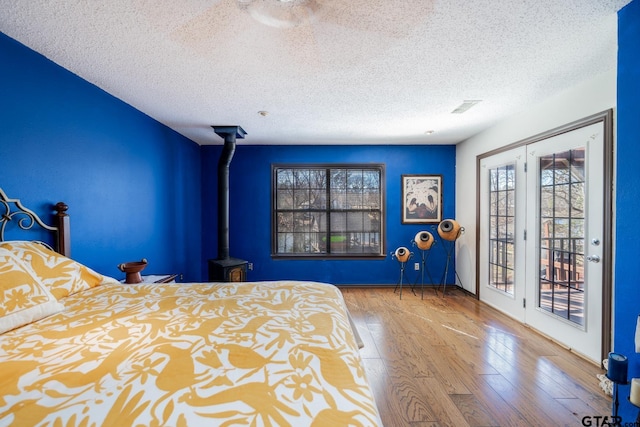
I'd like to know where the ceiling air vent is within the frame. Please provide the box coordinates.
[451,100,482,114]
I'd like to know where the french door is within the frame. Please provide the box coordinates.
[479,147,527,322]
[478,115,611,363]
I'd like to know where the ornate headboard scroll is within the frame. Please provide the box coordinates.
[0,188,70,257]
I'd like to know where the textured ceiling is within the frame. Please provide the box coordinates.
[0,0,631,145]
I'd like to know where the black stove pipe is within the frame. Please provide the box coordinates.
[212,126,246,260]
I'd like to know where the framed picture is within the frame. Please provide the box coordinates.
[401,174,442,224]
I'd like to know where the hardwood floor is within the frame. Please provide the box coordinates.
[340,286,611,427]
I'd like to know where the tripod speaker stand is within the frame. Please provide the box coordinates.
[436,219,464,297]
[392,246,412,299]
[411,231,437,299]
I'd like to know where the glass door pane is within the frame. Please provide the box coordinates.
[488,164,516,295]
[538,149,585,326]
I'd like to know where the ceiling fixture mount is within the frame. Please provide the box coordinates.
[238,0,321,28]
[451,100,482,114]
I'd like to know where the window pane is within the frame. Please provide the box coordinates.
[277,191,293,209]
[554,184,570,217]
[294,212,316,232]
[366,212,379,232]
[363,170,380,189]
[347,190,362,209]
[277,212,294,232]
[330,188,346,209]
[347,212,364,230]
[331,170,346,189]
[490,191,497,214]
[310,169,326,186]
[277,233,293,253]
[331,212,346,232]
[571,150,585,183]
[350,232,381,253]
[497,191,506,216]
[330,234,348,253]
[571,219,584,239]
[489,215,497,239]
[554,219,569,238]
[294,169,310,187]
[290,232,314,253]
[540,187,554,218]
[490,169,497,191]
[554,151,571,185]
[294,190,311,209]
[571,183,585,218]
[363,189,380,209]
[347,170,363,189]
[540,165,554,186]
[277,169,294,189]
[506,189,515,216]
[489,240,497,264]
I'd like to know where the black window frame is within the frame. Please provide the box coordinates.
[271,163,386,259]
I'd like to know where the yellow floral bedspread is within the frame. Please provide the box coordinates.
[0,281,381,426]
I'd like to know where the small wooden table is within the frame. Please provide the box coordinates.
[120,274,178,284]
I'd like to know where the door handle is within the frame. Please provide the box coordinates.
[587,255,601,263]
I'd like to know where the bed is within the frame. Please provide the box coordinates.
[0,189,382,426]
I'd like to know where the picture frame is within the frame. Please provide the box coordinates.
[401,174,442,224]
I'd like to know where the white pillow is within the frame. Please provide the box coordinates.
[0,241,117,300]
[0,247,64,333]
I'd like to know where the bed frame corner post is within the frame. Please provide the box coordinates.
[54,202,71,257]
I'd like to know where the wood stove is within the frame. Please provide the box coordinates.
[208,257,247,282]
[208,125,248,283]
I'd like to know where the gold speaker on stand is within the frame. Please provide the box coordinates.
[392,246,412,299]
[412,231,437,299]
[436,219,464,297]
[414,231,435,250]
[437,219,462,241]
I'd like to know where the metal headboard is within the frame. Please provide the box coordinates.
[0,188,70,257]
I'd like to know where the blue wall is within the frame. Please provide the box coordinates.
[0,32,203,282]
[201,144,457,285]
[615,0,640,422]
[1,30,457,287]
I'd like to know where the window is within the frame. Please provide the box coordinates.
[272,164,385,258]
